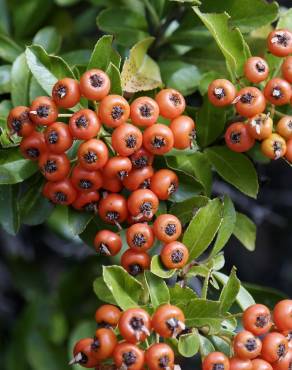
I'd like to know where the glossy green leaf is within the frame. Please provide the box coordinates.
[88,35,121,70]
[103,265,143,310]
[151,255,176,279]
[214,271,255,310]
[196,96,226,148]
[144,271,170,308]
[97,7,149,47]
[170,195,209,224]
[169,284,198,305]
[56,0,80,5]
[181,299,224,335]
[178,331,200,357]
[193,7,251,81]
[121,37,162,93]
[25,45,75,97]
[211,195,236,257]
[67,208,94,235]
[159,60,201,96]
[243,283,287,308]
[0,64,11,94]
[209,335,232,357]
[93,276,117,305]
[0,148,37,184]
[170,171,203,202]
[11,53,30,107]
[187,265,209,278]
[183,198,223,260]
[0,184,19,235]
[0,34,22,63]
[106,62,122,95]
[233,212,256,251]
[205,146,259,199]
[19,177,54,225]
[33,26,62,54]
[199,335,215,358]
[201,0,279,33]
[0,0,9,34]
[219,267,240,313]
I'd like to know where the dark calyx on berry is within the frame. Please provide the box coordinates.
[171,249,184,263]
[118,170,128,180]
[44,160,57,173]
[91,338,100,350]
[166,317,179,332]
[123,351,137,366]
[79,179,92,189]
[90,74,104,88]
[139,104,152,117]
[54,191,67,203]
[125,135,137,148]
[277,343,287,358]
[152,136,166,148]
[240,93,254,104]
[48,131,59,144]
[56,85,67,99]
[133,156,148,168]
[12,119,22,132]
[288,121,292,129]
[230,132,241,144]
[76,115,88,128]
[83,202,97,212]
[37,105,50,118]
[165,223,176,236]
[213,87,225,100]
[106,211,119,221]
[111,106,124,120]
[78,352,88,365]
[212,364,225,370]
[132,233,146,247]
[271,87,283,99]
[244,338,257,351]
[159,355,170,368]
[140,201,152,217]
[98,243,111,256]
[169,93,181,106]
[168,182,177,195]
[130,317,144,331]
[256,62,265,72]
[129,263,142,276]
[140,179,150,189]
[26,148,40,158]
[274,32,290,46]
[255,314,270,328]
[84,151,98,163]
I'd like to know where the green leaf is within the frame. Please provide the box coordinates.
[56,0,80,5]
[193,7,251,81]
[151,255,176,279]
[88,35,121,70]
[106,62,122,95]
[196,96,226,148]
[0,34,22,63]
[102,265,143,310]
[214,271,255,310]
[0,64,11,94]
[233,212,256,251]
[198,71,222,96]
[188,152,213,196]
[0,148,37,184]
[11,53,30,107]
[243,283,288,308]
[0,0,9,34]
[187,265,209,278]
[181,299,224,334]
[210,195,236,257]
[0,184,19,235]
[25,45,75,97]
[219,267,240,313]
[97,7,149,47]
[178,331,200,357]
[199,335,215,358]
[201,0,279,33]
[169,284,198,305]
[29,76,47,102]
[33,26,62,54]
[144,271,170,308]
[205,146,259,199]
[93,276,117,305]
[159,60,201,96]
[209,335,232,357]
[19,177,54,225]
[67,208,94,235]
[170,195,209,224]
[62,49,92,67]
[121,37,162,93]
[183,198,223,260]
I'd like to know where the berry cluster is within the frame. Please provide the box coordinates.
[7,69,195,274]
[203,299,292,370]
[71,303,186,369]
[208,29,292,161]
